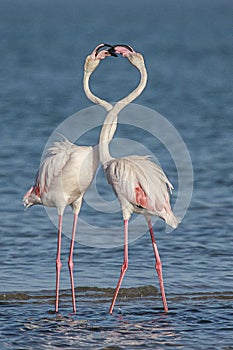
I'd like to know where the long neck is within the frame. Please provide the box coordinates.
[83,70,119,143]
[99,62,148,166]
[83,70,112,112]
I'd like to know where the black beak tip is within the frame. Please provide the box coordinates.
[107,47,118,57]
[95,44,118,58]
[107,44,134,58]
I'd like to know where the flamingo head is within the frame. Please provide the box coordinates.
[111,44,144,68]
[125,52,145,68]
[84,43,117,73]
[111,44,135,57]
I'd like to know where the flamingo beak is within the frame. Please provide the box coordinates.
[110,44,134,57]
[91,43,118,60]
[107,47,118,57]
[92,43,135,60]
[95,43,118,58]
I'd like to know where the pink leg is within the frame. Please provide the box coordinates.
[109,219,129,314]
[148,219,168,312]
[55,214,63,313]
[68,213,78,314]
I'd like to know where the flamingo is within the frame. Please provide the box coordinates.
[22,44,116,313]
[98,45,181,314]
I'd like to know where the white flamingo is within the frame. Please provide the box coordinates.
[22,44,116,313]
[98,45,180,314]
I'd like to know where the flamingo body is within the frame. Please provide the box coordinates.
[23,138,99,314]
[23,138,98,214]
[104,155,179,228]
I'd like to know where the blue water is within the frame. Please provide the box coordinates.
[1,0,233,349]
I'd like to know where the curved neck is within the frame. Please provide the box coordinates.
[83,69,119,143]
[83,70,112,112]
[99,62,148,165]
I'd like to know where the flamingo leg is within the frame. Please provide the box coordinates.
[109,219,129,314]
[68,213,78,314]
[55,214,63,313]
[148,219,168,313]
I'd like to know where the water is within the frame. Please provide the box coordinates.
[0,0,233,348]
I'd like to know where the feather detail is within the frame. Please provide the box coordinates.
[105,155,179,228]
[135,185,148,208]
[23,136,98,212]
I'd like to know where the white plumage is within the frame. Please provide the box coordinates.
[23,137,98,214]
[104,155,179,228]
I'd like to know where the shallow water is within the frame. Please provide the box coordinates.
[1,287,233,349]
[1,0,233,349]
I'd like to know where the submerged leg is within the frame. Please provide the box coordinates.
[148,219,168,312]
[109,219,129,314]
[68,213,78,314]
[55,214,63,313]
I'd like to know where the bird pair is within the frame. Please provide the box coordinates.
[23,43,180,315]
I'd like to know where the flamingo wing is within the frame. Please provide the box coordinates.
[130,156,180,228]
[106,156,179,228]
[112,156,170,212]
[38,138,77,195]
